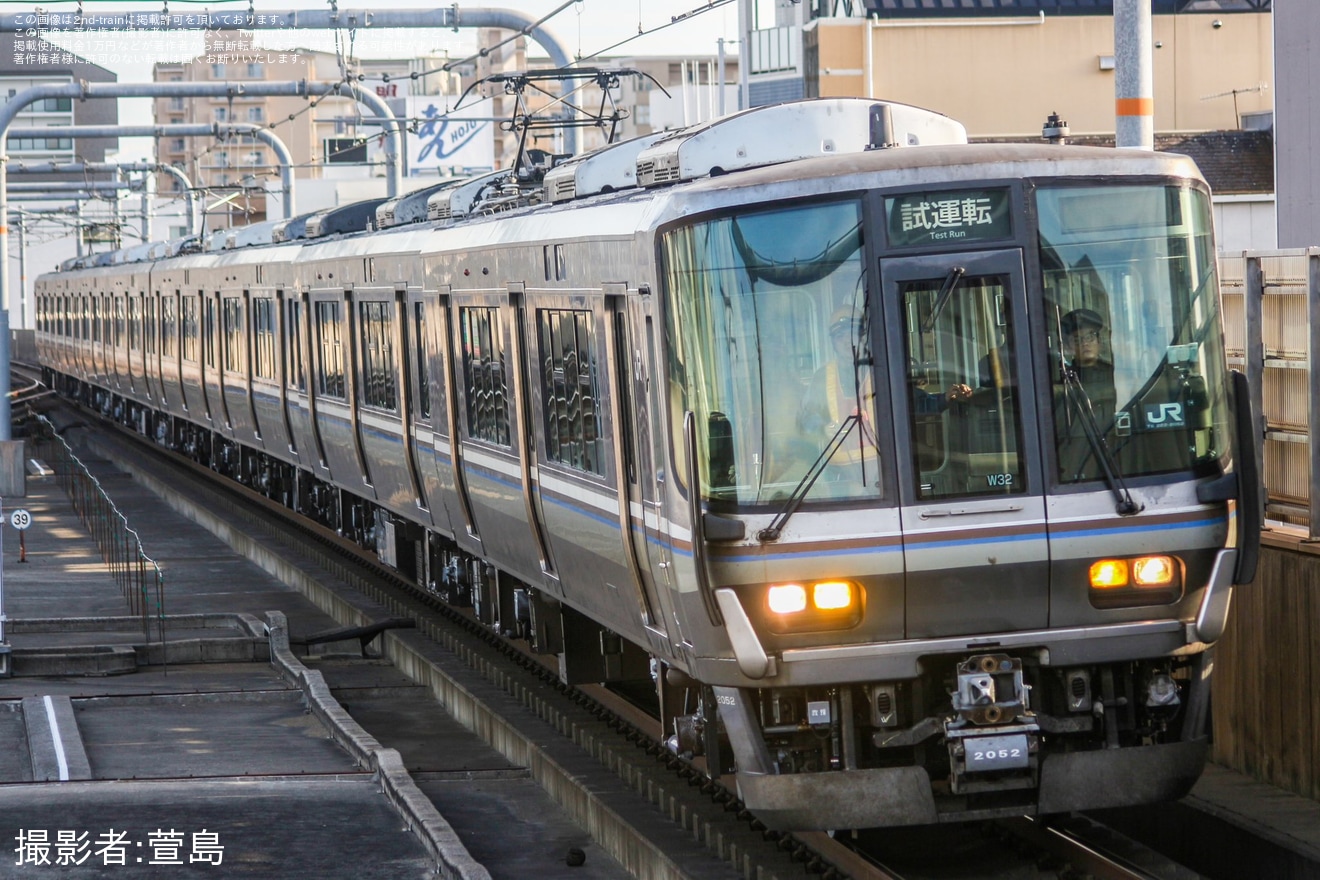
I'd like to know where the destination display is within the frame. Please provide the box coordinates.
[885,188,1012,248]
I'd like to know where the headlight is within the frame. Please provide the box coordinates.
[767,583,807,614]
[1132,555,1175,586]
[765,579,863,632]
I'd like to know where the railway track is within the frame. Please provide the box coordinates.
[17,381,1208,880]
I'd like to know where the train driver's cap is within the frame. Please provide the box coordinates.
[1061,308,1105,337]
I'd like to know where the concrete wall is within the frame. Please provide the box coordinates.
[1274,4,1317,248]
[808,12,1273,138]
[1214,196,1277,253]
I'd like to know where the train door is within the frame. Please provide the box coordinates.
[286,289,331,479]
[239,290,262,443]
[345,288,381,497]
[307,289,371,491]
[161,290,181,417]
[112,294,125,391]
[448,292,548,585]
[508,284,558,586]
[431,288,483,556]
[210,292,235,432]
[402,287,445,531]
[125,294,138,395]
[276,289,301,460]
[144,292,162,405]
[611,287,681,655]
[880,249,1050,638]
[182,292,210,422]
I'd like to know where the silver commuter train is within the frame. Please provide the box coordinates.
[34,98,1260,829]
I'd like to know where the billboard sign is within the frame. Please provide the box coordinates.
[406,96,495,177]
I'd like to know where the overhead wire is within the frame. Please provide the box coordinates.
[13,0,737,218]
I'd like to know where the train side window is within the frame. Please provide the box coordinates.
[161,296,176,358]
[114,296,125,348]
[458,306,509,446]
[181,295,198,362]
[357,300,397,411]
[144,297,156,355]
[541,245,566,281]
[203,296,217,369]
[221,296,243,373]
[314,300,345,399]
[287,299,306,392]
[411,301,431,418]
[252,297,276,380]
[127,296,140,351]
[537,307,604,475]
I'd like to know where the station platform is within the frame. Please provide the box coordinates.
[0,434,632,878]
[1,428,1317,878]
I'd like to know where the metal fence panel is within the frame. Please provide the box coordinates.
[1221,248,1320,537]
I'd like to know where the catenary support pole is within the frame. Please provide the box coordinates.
[1114,0,1154,149]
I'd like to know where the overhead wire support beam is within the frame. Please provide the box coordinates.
[9,123,291,226]
[0,78,402,442]
[9,161,197,237]
[0,7,577,152]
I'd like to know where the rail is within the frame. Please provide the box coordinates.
[31,413,165,646]
[1219,248,1320,538]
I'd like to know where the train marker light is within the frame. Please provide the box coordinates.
[1089,559,1129,589]
[813,580,853,610]
[1132,555,1175,587]
[768,583,808,614]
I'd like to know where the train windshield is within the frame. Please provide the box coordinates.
[1036,183,1229,484]
[662,198,877,506]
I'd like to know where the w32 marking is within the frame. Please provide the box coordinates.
[985,473,1014,487]
[1144,402,1185,429]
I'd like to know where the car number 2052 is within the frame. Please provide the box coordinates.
[964,733,1030,772]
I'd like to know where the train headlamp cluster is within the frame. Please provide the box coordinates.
[1088,556,1182,607]
[766,580,863,631]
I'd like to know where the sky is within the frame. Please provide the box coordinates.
[25,0,741,162]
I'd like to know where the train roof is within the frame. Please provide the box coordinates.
[674,142,1207,199]
[38,101,1212,280]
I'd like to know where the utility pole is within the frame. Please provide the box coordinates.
[717,38,727,117]
[1114,0,1154,149]
[15,216,25,331]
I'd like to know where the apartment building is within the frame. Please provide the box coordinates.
[742,0,1271,137]
[152,30,458,231]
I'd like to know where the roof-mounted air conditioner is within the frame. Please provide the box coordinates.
[634,98,967,188]
[543,131,668,204]
[426,169,510,221]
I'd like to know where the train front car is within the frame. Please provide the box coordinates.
[655,145,1256,828]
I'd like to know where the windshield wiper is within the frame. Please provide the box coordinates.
[921,266,965,333]
[1061,363,1141,516]
[757,414,860,542]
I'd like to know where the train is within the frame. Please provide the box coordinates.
[33,97,1260,829]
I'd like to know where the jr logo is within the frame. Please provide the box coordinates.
[1143,402,1185,429]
